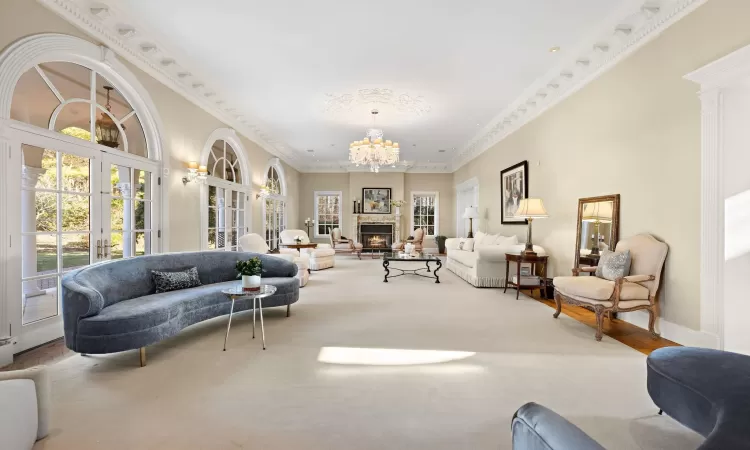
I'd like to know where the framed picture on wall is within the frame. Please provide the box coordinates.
[500,161,529,224]
[362,188,392,214]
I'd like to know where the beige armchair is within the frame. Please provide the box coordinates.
[392,228,425,252]
[0,366,50,449]
[238,233,309,287]
[329,227,362,259]
[279,229,336,271]
[552,233,668,341]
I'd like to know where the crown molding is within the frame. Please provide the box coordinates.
[300,160,451,174]
[37,0,304,171]
[451,0,708,171]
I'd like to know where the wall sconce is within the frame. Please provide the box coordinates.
[255,186,271,199]
[182,161,207,185]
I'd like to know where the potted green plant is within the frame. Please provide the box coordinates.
[236,257,262,290]
[434,235,447,254]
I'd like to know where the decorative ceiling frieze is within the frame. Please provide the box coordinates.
[324,88,432,116]
[38,0,303,169]
[451,0,707,171]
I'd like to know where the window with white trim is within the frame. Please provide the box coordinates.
[204,139,248,251]
[263,165,286,250]
[412,191,439,236]
[314,191,342,237]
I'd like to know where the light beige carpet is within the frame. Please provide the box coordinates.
[36,257,702,449]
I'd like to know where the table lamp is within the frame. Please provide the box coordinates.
[463,206,478,238]
[515,198,548,256]
[582,201,613,255]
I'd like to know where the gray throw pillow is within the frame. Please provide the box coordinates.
[595,250,631,281]
[151,267,201,293]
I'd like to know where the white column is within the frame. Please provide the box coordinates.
[218,193,226,249]
[21,166,47,297]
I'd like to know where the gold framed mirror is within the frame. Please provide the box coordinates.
[575,195,620,269]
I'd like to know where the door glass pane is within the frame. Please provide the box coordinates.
[62,234,90,271]
[208,229,217,249]
[110,232,124,260]
[111,198,124,231]
[34,193,57,232]
[135,232,150,256]
[23,276,59,325]
[61,152,90,192]
[135,169,151,200]
[62,194,90,231]
[134,200,150,230]
[35,235,57,275]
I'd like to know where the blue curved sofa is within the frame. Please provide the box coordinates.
[647,346,750,450]
[61,251,299,365]
[512,347,750,449]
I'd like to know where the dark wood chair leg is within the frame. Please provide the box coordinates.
[553,292,562,318]
[594,307,605,341]
[648,307,659,338]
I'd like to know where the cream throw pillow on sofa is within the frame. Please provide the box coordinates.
[458,238,475,251]
[493,235,519,247]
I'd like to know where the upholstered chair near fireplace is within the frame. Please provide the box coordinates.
[392,228,425,252]
[329,228,363,259]
[279,229,337,271]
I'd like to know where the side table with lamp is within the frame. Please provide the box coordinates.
[504,198,550,298]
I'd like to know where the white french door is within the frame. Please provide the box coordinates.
[100,152,160,261]
[8,128,160,352]
[264,197,286,251]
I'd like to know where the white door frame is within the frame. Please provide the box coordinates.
[455,177,479,238]
[685,43,750,351]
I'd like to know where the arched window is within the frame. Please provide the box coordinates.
[11,61,150,158]
[263,159,287,250]
[0,34,164,350]
[201,131,250,251]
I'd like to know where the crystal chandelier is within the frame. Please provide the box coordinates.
[349,110,400,173]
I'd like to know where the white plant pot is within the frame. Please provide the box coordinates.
[242,275,261,289]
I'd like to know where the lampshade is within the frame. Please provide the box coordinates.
[515,198,549,219]
[462,206,478,219]
[582,201,613,223]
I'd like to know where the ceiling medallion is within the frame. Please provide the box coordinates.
[348,110,400,173]
[325,88,431,116]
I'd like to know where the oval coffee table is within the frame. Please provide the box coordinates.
[221,284,277,351]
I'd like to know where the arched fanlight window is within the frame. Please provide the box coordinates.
[263,160,286,250]
[206,140,242,183]
[201,133,250,252]
[10,61,150,158]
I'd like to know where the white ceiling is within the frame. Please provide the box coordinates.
[58,0,696,171]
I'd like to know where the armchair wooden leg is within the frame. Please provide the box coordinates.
[594,307,605,341]
[553,292,562,319]
[647,307,659,339]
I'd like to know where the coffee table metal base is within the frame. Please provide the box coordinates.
[383,259,441,283]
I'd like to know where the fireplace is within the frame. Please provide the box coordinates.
[360,223,393,252]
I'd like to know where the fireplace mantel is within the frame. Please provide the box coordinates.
[352,213,401,245]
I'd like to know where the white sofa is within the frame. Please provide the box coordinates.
[238,233,309,287]
[280,229,336,271]
[446,231,546,288]
[0,366,50,450]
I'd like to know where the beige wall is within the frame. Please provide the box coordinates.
[299,172,456,244]
[0,0,300,252]
[453,0,750,331]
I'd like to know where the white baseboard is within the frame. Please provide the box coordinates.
[619,311,720,349]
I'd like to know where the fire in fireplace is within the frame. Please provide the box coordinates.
[360,223,394,252]
[367,235,387,248]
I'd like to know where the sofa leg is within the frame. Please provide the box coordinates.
[658,409,663,415]
[139,347,146,367]
[81,353,88,357]
[286,303,291,317]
